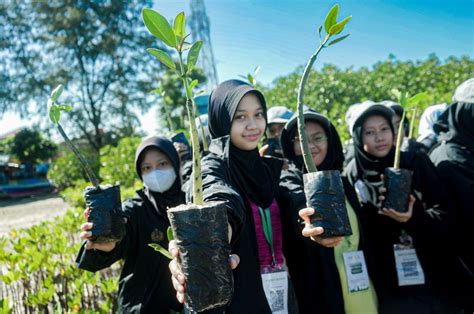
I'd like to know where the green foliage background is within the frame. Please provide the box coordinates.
[264,54,473,142]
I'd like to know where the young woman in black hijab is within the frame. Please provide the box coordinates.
[430,95,474,312]
[279,111,378,313]
[344,102,453,313]
[76,136,184,313]
[170,79,297,313]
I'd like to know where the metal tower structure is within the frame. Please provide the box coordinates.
[189,0,218,92]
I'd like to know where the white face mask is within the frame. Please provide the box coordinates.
[142,168,177,193]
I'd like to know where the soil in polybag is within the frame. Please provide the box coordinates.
[167,201,233,312]
[84,184,126,243]
[382,167,413,213]
[303,170,352,237]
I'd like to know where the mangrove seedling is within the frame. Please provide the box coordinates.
[49,85,125,242]
[142,9,232,312]
[296,4,353,237]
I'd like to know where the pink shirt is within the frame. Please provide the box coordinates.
[248,198,284,271]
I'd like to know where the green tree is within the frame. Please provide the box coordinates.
[264,54,473,142]
[0,1,163,154]
[10,128,57,164]
[153,67,207,133]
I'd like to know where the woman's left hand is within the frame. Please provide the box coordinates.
[378,194,416,223]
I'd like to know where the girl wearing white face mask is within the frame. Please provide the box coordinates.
[76,136,184,313]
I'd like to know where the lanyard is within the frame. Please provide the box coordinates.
[258,206,277,266]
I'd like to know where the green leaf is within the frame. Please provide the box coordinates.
[49,106,60,124]
[329,16,352,35]
[327,33,350,46]
[142,8,177,48]
[187,41,203,73]
[324,4,339,33]
[148,243,172,259]
[51,84,63,103]
[167,226,174,241]
[318,25,323,42]
[58,104,72,111]
[189,79,199,90]
[173,12,186,41]
[147,48,176,70]
[247,73,256,86]
[409,92,429,105]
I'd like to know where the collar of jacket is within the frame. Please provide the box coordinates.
[209,135,232,166]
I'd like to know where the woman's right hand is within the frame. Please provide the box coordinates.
[80,208,118,252]
[298,207,344,248]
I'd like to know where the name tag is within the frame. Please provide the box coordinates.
[261,268,288,313]
[343,251,370,293]
[393,244,425,286]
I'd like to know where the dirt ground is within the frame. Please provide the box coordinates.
[0,193,69,237]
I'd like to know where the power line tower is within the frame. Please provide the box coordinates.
[189,0,218,92]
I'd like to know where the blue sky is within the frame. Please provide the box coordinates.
[1,0,473,136]
[155,0,473,85]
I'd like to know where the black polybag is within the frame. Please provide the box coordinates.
[382,167,413,213]
[84,185,126,243]
[167,201,233,312]
[303,170,352,237]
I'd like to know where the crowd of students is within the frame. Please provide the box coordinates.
[76,78,474,313]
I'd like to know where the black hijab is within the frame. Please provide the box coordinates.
[135,136,185,210]
[208,79,277,208]
[280,111,344,173]
[436,102,474,152]
[350,106,395,205]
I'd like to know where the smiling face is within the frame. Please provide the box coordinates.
[140,148,174,177]
[361,115,394,158]
[293,121,328,167]
[230,93,266,151]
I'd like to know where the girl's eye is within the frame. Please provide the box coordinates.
[235,115,246,121]
[256,112,264,118]
[159,161,168,167]
[365,131,373,136]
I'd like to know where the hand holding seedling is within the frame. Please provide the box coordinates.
[79,208,127,251]
[299,208,344,247]
[168,224,240,304]
[378,182,416,223]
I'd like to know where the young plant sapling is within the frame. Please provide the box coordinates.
[297,4,352,237]
[382,90,427,212]
[142,9,231,312]
[49,85,125,243]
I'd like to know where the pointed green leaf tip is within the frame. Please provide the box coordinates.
[49,105,60,124]
[329,15,352,35]
[147,48,176,70]
[51,84,63,103]
[327,33,350,46]
[167,226,174,241]
[324,4,339,33]
[173,12,186,41]
[142,8,177,48]
[187,41,203,73]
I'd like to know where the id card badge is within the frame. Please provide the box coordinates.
[261,268,288,314]
[393,244,425,286]
[343,251,370,292]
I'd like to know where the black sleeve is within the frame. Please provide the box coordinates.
[75,199,137,272]
[184,155,245,245]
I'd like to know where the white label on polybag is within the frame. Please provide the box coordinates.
[343,251,370,293]
[393,245,425,286]
[261,269,288,313]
